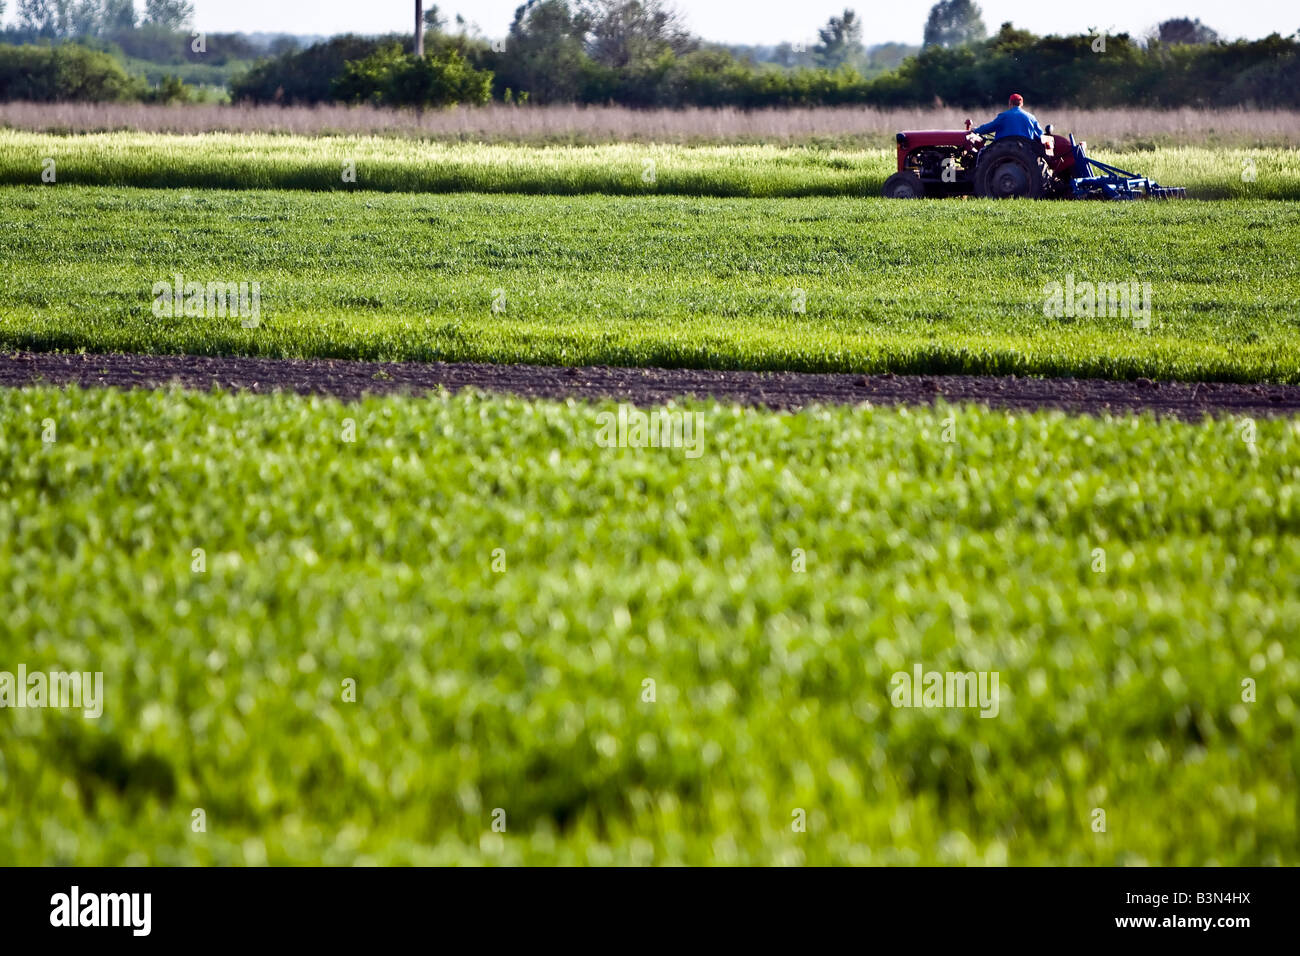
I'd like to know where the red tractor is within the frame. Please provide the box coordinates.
[883,122,1186,200]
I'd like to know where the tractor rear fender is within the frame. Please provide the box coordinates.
[1046,134,1080,175]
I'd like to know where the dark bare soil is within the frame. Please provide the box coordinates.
[5,351,1300,419]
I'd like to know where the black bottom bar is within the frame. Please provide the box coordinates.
[0,866,1282,943]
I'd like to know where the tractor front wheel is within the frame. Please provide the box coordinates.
[882,171,925,199]
[974,139,1052,199]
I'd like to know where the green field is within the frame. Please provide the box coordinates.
[5,131,1299,867]
[5,132,1299,199]
[4,185,1300,382]
[2,385,1297,864]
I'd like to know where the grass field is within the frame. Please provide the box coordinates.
[5,124,1299,869]
[4,186,1300,382]
[2,385,1297,865]
[5,132,1299,199]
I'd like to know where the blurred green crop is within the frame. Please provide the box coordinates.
[3,186,1300,382]
[1,386,1297,864]
[2,133,1297,199]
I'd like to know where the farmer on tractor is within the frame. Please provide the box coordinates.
[882,95,1187,200]
[966,93,1042,141]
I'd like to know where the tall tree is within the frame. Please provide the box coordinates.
[98,0,135,30]
[582,0,693,70]
[18,0,72,37]
[142,0,192,29]
[102,0,136,30]
[814,8,863,68]
[69,0,103,36]
[922,0,986,49]
[1155,18,1220,45]
[503,0,588,102]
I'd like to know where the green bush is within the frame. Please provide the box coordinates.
[141,74,191,104]
[334,45,493,108]
[0,43,136,102]
[228,34,395,105]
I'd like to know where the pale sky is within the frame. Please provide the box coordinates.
[3,1,1296,45]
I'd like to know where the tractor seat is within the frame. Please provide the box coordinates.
[988,134,1050,158]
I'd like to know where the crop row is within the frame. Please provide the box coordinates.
[5,133,1298,199]
[2,386,1297,863]
[3,187,1300,382]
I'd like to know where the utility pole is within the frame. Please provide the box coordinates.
[415,0,424,57]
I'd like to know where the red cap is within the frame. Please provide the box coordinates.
[1009,93,1023,106]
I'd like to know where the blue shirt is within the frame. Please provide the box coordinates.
[973,106,1043,140]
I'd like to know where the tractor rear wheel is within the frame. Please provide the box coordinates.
[974,139,1052,199]
[882,171,925,199]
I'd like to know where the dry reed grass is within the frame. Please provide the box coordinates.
[2,101,1297,147]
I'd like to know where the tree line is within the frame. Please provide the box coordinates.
[5,0,194,37]
[0,0,295,101]
[232,2,1300,110]
[1,0,1298,109]
[1,0,295,63]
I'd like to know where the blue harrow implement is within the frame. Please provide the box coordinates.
[1068,137,1188,200]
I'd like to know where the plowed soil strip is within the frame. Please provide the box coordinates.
[5,352,1300,418]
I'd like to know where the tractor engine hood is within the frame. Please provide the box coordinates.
[896,131,973,149]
